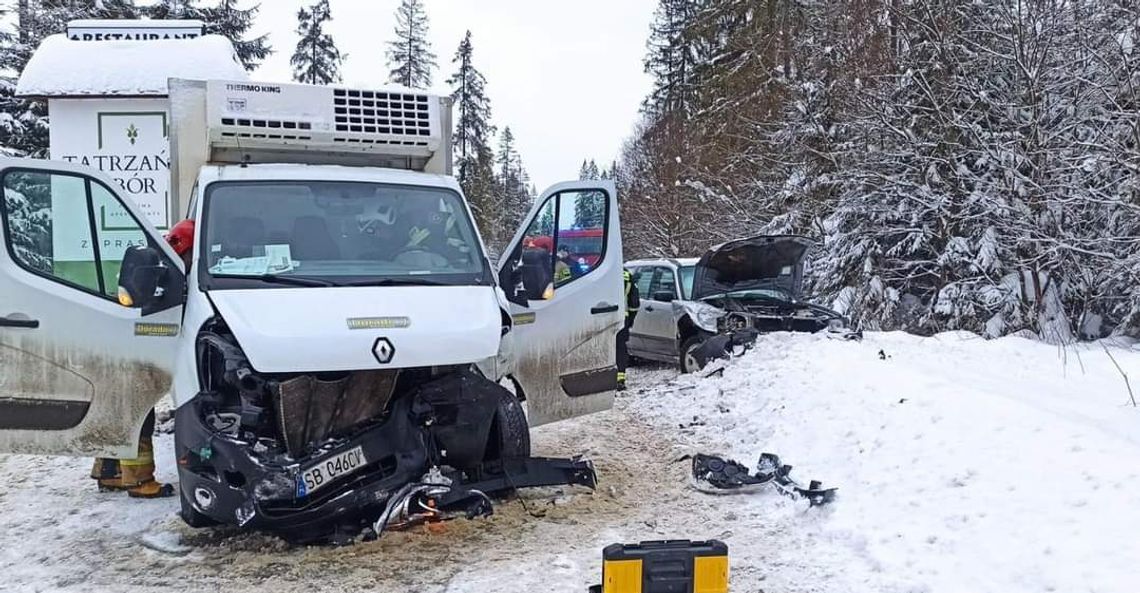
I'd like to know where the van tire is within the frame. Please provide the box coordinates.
[486,387,531,461]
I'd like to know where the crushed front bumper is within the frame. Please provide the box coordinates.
[175,391,598,544]
[175,394,429,542]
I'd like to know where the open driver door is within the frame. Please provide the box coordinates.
[0,158,185,458]
[497,180,624,427]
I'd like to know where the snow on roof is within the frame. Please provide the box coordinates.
[16,34,247,98]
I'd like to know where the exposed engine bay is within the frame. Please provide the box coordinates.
[176,319,596,544]
[683,296,862,370]
[706,293,851,335]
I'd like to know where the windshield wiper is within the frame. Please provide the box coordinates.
[341,277,449,287]
[214,273,340,287]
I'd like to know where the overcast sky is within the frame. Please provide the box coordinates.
[244,0,656,190]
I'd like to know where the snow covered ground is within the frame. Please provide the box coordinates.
[633,331,1140,593]
[1,331,1138,592]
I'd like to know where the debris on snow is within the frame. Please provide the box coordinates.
[689,452,837,506]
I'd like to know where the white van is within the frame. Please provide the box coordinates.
[0,80,624,542]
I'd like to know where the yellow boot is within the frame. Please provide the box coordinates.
[91,457,127,492]
[119,421,175,499]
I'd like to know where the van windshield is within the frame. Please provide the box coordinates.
[200,181,490,289]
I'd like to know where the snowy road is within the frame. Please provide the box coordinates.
[3,333,1139,592]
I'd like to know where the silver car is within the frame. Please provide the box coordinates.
[627,236,855,373]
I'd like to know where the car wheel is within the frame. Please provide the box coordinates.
[179,487,220,528]
[680,334,708,374]
[486,387,531,460]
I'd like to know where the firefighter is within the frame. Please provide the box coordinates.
[91,411,172,498]
[616,268,640,390]
[165,218,195,269]
[90,219,195,499]
[554,246,574,284]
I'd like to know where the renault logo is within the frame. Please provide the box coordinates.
[372,337,395,364]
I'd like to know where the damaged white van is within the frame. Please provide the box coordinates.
[0,80,624,543]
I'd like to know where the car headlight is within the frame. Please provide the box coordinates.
[827,318,846,330]
[695,306,724,332]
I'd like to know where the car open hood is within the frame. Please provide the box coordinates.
[208,286,502,373]
[690,235,814,301]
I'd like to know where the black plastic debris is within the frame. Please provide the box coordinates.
[692,328,761,369]
[690,452,837,506]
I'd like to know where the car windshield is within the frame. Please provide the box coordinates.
[679,265,696,299]
[201,181,489,289]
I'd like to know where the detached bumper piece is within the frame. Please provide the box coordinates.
[448,455,597,500]
[588,539,729,593]
[692,329,760,369]
[691,452,836,506]
[370,457,598,539]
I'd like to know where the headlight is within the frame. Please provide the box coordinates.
[827,318,846,330]
[694,306,724,332]
[725,313,751,331]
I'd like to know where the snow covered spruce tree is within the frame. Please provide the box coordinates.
[616,0,712,258]
[616,0,1140,340]
[573,159,605,228]
[145,0,272,70]
[578,159,600,180]
[812,1,1140,340]
[491,127,534,249]
[0,0,146,156]
[0,7,45,156]
[447,30,497,240]
[291,0,343,85]
[386,0,437,89]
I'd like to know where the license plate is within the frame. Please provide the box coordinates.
[296,446,367,497]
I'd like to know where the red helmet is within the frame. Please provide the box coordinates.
[165,219,195,256]
[524,235,553,251]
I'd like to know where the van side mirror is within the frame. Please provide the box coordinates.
[652,290,675,303]
[118,245,183,315]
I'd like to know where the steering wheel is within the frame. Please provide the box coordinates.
[393,248,448,269]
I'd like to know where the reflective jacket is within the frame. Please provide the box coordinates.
[624,269,640,316]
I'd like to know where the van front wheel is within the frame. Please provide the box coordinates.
[485,387,531,461]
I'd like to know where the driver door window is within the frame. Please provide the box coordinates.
[90,182,149,297]
[516,189,609,299]
[1,169,152,299]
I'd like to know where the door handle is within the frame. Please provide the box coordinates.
[590,303,619,315]
[644,305,655,312]
[0,315,39,329]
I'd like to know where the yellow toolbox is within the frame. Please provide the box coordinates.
[594,539,729,593]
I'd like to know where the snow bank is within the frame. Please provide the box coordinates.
[16,34,247,97]
[634,331,1140,593]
